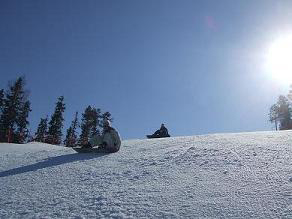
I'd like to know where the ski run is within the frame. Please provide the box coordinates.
[0,131,292,218]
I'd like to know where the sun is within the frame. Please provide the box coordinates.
[265,33,292,84]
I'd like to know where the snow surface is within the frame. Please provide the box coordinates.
[0,131,292,218]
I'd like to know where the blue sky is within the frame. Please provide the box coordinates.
[1,0,292,140]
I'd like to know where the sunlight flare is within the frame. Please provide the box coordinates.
[265,33,292,84]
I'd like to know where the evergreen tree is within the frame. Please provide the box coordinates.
[15,100,31,143]
[288,85,292,100]
[35,116,48,142]
[269,95,292,130]
[78,106,103,145]
[0,89,4,127]
[46,96,65,145]
[64,112,79,147]
[78,107,113,146]
[0,77,31,143]
[0,89,4,112]
[90,108,101,138]
[78,106,93,145]
[100,111,113,133]
[269,104,279,130]
[64,126,73,146]
[277,95,291,130]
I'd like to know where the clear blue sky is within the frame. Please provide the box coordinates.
[1,0,291,140]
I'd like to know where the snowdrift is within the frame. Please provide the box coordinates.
[0,131,292,218]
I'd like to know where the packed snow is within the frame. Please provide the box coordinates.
[0,131,292,218]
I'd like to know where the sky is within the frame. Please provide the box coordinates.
[1,0,292,140]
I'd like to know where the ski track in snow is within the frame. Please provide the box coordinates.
[0,131,292,218]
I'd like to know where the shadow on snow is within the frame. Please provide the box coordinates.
[0,152,109,177]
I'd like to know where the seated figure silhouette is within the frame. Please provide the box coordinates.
[147,124,170,138]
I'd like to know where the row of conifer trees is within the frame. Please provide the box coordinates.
[0,76,112,146]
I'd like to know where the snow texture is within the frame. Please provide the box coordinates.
[0,131,292,218]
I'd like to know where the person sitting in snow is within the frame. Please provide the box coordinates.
[147,123,170,138]
[85,119,121,153]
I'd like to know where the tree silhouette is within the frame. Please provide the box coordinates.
[64,112,79,147]
[46,96,65,145]
[35,116,48,142]
[0,77,31,143]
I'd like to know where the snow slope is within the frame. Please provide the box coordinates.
[0,131,292,218]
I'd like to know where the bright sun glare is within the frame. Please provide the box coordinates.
[266,34,292,84]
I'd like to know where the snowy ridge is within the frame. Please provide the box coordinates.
[0,131,292,218]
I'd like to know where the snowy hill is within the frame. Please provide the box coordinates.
[0,131,292,218]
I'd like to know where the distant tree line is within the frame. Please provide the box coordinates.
[269,85,292,130]
[0,76,113,146]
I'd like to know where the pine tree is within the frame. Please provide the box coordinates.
[277,95,291,130]
[269,95,292,130]
[100,111,113,133]
[0,77,31,143]
[0,89,3,136]
[90,108,101,138]
[0,89,4,112]
[15,100,31,143]
[46,96,65,145]
[288,85,292,100]
[78,106,93,145]
[64,112,79,147]
[78,107,113,146]
[35,116,48,142]
[64,126,73,146]
[269,104,279,130]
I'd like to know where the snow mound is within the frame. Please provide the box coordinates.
[0,131,292,218]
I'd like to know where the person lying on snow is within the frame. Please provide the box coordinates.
[84,119,121,153]
[147,123,170,138]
